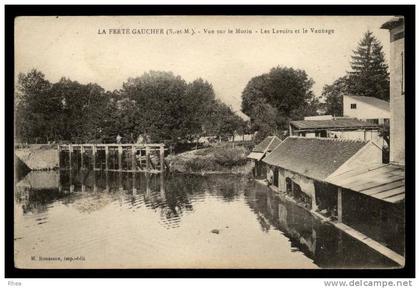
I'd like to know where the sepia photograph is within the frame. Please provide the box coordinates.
[7,6,413,276]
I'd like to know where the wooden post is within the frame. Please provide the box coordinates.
[69,144,73,170]
[105,171,109,192]
[337,187,343,223]
[80,145,85,170]
[146,173,150,196]
[58,168,62,193]
[311,190,317,211]
[146,146,150,170]
[132,173,137,195]
[291,180,295,196]
[57,145,61,169]
[118,145,123,171]
[69,166,74,193]
[92,145,96,170]
[131,145,136,171]
[93,171,97,193]
[105,146,109,170]
[160,172,165,199]
[118,171,123,193]
[160,145,164,173]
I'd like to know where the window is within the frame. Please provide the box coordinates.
[350,103,357,109]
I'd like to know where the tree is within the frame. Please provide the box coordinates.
[120,71,194,142]
[348,31,390,101]
[322,31,390,116]
[16,68,245,145]
[203,100,245,139]
[241,66,317,137]
[184,78,216,139]
[321,76,349,116]
[15,69,56,143]
[49,78,109,142]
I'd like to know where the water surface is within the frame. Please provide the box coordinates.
[14,170,398,269]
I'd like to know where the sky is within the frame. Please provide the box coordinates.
[15,16,392,118]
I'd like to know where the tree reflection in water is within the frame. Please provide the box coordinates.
[15,169,400,268]
[15,170,248,228]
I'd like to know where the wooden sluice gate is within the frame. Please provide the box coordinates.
[58,143,168,173]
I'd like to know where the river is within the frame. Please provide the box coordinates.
[14,170,398,269]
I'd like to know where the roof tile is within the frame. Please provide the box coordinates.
[263,136,369,180]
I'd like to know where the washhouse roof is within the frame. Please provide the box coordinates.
[290,118,379,131]
[326,163,405,204]
[252,136,282,153]
[262,136,370,181]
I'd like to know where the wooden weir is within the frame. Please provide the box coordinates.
[58,143,167,173]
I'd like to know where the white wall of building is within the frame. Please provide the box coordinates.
[389,25,405,165]
[343,96,390,121]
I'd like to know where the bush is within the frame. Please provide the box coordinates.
[183,157,218,172]
[213,147,248,168]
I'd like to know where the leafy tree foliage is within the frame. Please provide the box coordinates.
[15,69,56,143]
[15,69,246,144]
[204,100,246,139]
[322,31,390,116]
[321,76,349,116]
[241,66,317,139]
[348,31,390,101]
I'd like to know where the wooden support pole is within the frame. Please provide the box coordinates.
[80,145,85,170]
[69,167,74,193]
[312,190,317,211]
[93,171,97,193]
[337,187,343,223]
[160,145,165,173]
[57,145,61,169]
[146,146,150,170]
[132,173,137,195]
[92,145,96,170]
[58,168,62,192]
[131,145,136,171]
[118,171,123,193]
[69,144,73,170]
[160,172,165,198]
[291,180,295,196]
[146,173,150,196]
[105,146,109,170]
[118,146,123,171]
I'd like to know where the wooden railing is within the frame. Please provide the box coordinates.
[58,143,167,173]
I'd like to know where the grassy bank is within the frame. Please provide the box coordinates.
[15,144,59,171]
[167,144,253,174]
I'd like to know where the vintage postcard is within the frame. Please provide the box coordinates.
[12,14,407,270]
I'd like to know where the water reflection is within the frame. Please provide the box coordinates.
[14,170,398,268]
[245,183,398,268]
[16,170,246,229]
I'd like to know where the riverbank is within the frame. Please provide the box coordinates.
[167,144,253,175]
[15,144,59,171]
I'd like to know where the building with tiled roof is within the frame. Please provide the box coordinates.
[247,135,282,178]
[263,136,381,182]
[289,118,384,147]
